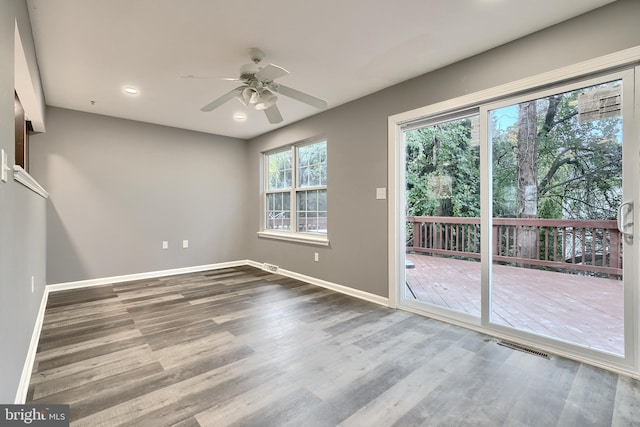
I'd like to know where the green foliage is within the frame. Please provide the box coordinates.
[491,82,622,220]
[267,149,292,190]
[405,117,480,217]
[298,140,327,188]
[538,197,562,219]
[406,81,623,223]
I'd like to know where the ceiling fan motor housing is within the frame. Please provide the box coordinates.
[239,63,259,81]
[200,47,327,124]
[248,47,266,64]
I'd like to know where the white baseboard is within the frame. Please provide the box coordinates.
[17,259,388,403]
[15,287,50,404]
[46,260,250,292]
[279,268,389,306]
[247,260,389,306]
[46,259,388,305]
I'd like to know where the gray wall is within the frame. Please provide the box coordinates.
[0,0,48,403]
[29,108,248,284]
[245,0,640,298]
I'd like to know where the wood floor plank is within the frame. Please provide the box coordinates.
[27,266,640,426]
[193,374,305,426]
[153,332,241,371]
[36,335,148,372]
[69,345,255,421]
[30,344,156,387]
[33,328,142,363]
[229,387,322,427]
[37,321,138,352]
[126,360,290,427]
[39,312,134,340]
[339,343,477,427]
[31,351,159,400]
[502,356,580,426]
[72,385,182,427]
[32,362,165,406]
[42,297,125,320]
[612,374,640,426]
[557,363,618,426]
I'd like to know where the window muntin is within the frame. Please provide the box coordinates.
[264,139,327,236]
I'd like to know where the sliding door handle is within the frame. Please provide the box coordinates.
[617,201,634,239]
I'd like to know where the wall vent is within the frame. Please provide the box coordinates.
[496,339,550,359]
[262,263,279,273]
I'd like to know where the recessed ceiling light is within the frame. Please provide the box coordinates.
[233,112,247,121]
[123,86,139,95]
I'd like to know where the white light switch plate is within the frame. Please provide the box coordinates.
[1,149,7,182]
[376,187,386,200]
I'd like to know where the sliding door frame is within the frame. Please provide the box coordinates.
[388,47,640,377]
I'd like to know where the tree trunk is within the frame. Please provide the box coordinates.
[516,101,538,260]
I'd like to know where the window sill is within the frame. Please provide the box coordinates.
[13,166,49,199]
[257,231,330,246]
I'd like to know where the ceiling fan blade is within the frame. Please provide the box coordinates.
[200,86,244,112]
[256,64,289,81]
[272,84,328,109]
[264,104,283,124]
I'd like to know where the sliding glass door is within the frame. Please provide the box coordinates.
[403,113,481,318]
[486,72,633,355]
[397,66,638,366]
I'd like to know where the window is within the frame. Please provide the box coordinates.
[263,139,327,242]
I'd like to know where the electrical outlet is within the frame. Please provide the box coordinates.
[314,252,319,262]
[183,240,189,248]
[162,241,168,249]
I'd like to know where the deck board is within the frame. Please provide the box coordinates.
[406,253,624,354]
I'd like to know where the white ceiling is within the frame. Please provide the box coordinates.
[26,0,616,140]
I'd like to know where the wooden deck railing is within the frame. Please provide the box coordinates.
[406,216,622,278]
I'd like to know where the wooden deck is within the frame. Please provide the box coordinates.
[405,253,624,355]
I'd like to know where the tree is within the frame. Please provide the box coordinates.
[515,100,539,259]
[491,82,623,264]
[405,117,480,218]
[492,83,622,223]
[405,81,623,265]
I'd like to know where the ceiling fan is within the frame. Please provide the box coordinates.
[200,48,328,124]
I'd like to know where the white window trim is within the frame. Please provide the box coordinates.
[260,137,329,246]
[13,165,48,198]
[257,230,329,246]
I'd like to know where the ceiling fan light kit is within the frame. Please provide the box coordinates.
[254,90,277,110]
[200,48,328,124]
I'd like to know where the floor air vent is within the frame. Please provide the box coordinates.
[496,340,550,359]
[262,263,279,273]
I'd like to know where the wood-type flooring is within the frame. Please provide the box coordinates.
[27,265,640,426]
